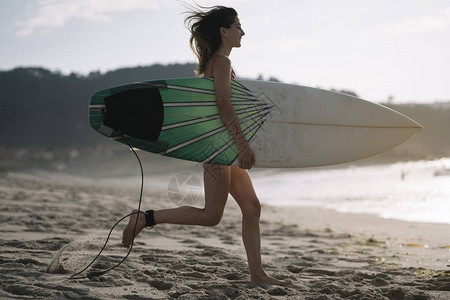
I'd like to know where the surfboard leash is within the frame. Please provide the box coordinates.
[68,138,146,280]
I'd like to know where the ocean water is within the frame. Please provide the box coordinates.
[252,158,450,225]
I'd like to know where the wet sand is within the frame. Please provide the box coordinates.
[1,170,449,299]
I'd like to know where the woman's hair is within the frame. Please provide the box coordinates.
[184,5,237,76]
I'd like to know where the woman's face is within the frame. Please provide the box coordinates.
[223,17,245,47]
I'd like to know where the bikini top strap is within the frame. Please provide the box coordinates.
[210,55,236,79]
[210,55,221,77]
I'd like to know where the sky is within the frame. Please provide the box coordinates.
[0,0,449,103]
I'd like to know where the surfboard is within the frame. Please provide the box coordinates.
[88,78,422,168]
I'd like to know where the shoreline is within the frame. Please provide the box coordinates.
[261,205,450,271]
[1,171,449,299]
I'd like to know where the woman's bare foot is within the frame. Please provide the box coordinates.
[122,210,147,248]
[251,274,291,286]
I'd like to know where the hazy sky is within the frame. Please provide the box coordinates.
[1,0,449,103]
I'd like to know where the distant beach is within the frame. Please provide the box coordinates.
[252,158,450,225]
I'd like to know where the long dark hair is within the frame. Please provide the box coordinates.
[184,5,237,76]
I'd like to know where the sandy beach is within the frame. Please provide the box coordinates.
[1,168,449,299]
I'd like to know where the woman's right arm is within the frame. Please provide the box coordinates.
[212,56,255,169]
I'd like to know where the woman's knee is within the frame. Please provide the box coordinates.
[201,209,223,226]
[241,197,261,219]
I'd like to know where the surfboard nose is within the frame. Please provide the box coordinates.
[386,106,423,131]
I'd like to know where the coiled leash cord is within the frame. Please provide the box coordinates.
[68,143,145,280]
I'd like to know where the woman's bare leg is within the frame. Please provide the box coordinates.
[122,164,230,247]
[153,164,230,225]
[229,166,290,286]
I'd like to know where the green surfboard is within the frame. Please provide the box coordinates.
[89,78,271,166]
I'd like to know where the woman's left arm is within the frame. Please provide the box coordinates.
[213,56,255,169]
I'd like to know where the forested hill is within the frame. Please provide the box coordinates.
[1,64,449,164]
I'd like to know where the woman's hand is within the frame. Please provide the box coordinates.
[238,144,255,169]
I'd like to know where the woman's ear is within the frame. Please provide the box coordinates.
[220,27,228,37]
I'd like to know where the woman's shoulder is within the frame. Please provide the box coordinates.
[207,54,232,78]
[212,55,231,73]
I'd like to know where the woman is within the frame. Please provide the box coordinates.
[122,6,290,286]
